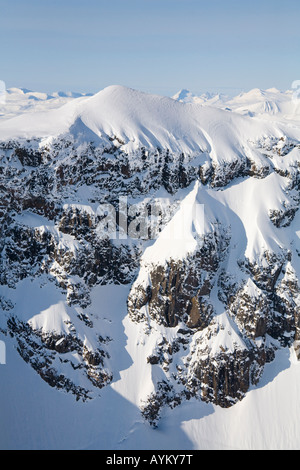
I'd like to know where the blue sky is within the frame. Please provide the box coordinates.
[1,0,300,96]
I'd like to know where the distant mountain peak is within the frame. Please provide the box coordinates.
[172,88,196,102]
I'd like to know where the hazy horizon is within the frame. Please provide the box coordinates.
[1,0,300,97]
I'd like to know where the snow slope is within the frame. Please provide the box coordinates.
[1,284,300,450]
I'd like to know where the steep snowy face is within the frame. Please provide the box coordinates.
[0,85,299,425]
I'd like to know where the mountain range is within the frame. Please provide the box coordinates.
[0,84,299,449]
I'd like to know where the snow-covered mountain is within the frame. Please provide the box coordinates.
[0,87,93,122]
[0,84,300,449]
[172,86,300,120]
[172,88,227,107]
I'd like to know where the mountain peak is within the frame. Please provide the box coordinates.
[172,88,195,102]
